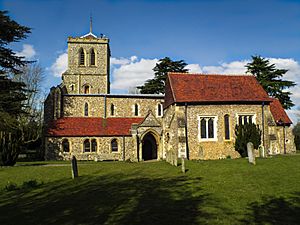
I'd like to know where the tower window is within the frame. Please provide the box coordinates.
[84,102,89,116]
[134,104,139,116]
[111,139,118,152]
[90,48,95,66]
[79,48,85,66]
[157,103,162,117]
[111,104,115,116]
[84,85,90,94]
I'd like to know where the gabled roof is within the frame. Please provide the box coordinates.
[164,73,271,108]
[269,98,292,125]
[80,32,97,39]
[46,117,144,137]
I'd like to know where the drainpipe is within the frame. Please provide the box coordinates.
[184,102,189,160]
[283,125,286,154]
[122,135,125,161]
[262,101,265,149]
[136,130,140,162]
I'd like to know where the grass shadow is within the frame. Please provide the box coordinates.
[0,172,220,225]
[242,192,300,225]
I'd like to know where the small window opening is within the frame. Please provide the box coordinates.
[84,103,89,116]
[62,139,70,152]
[134,104,139,116]
[111,139,118,152]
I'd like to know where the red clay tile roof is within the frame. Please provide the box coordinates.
[269,98,292,125]
[46,117,144,137]
[164,73,271,108]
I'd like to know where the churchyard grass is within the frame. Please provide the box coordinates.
[0,155,299,224]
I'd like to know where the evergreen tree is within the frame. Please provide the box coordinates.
[235,123,262,157]
[0,10,31,166]
[246,56,296,109]
[292,122,300,150]
[138,57,188,94]
[0,10,31,75]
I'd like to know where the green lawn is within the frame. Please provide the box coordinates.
[0,156,299,225]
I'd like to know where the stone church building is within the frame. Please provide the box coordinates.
[44,30,296,161]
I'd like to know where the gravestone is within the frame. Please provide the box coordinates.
[247,142,256,165]
[259,145,265,158]
[181,156,185,173]
[71,156,78,179]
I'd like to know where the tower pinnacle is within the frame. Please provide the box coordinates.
[90,14,93,34]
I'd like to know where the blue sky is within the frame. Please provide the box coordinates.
[2,0,300,121]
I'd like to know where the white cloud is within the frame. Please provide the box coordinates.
[188,58,300,124]
[111,57,158,90]
[202,60,250,74]
[50,52,68,77]
[16,44,36,59]
[185,64,202,73]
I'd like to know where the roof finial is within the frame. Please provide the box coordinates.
[90,14,93,34]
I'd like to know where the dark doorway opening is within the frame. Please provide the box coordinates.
[142,132,158,161]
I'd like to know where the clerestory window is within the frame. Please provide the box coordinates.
[111,139,118,152]
[62,139,70,152]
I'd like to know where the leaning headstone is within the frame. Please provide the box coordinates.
[247,142,256,165]
[174,152,178,166]
[181,156,185,173]
[71,156,78,179]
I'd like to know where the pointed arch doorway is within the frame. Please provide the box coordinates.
[142,132,158,161]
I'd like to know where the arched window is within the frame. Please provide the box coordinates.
[208,118,214,138]
[201,118,206,138]
[224,114,230,140]
[111,104,115,116]
[70,84,75,91]
[84,85,90,94]
[84,102,89,116]
[199,116,217,140]
[62,139,70,152]
[90,48,95,66]
[84,139,90,152]
[79,48,85,66]
[91,139,97,152]
[111,139,118,152]
[134,104,139,116]
[157,103,162,117]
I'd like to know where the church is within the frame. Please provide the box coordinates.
[44,29,296,161]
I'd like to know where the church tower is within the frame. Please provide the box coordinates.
[62,22,110,94]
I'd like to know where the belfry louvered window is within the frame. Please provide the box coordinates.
[90,48,95,66]
[79,48,85,65]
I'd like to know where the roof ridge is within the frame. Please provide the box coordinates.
[168,72,255,77]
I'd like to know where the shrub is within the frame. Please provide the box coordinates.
[4,181,19,191]
[22,180,40,189]
[235,123,261,157]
